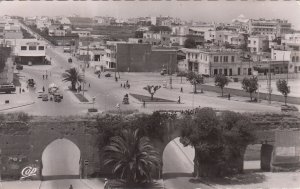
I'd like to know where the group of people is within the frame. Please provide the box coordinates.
[121,80,130,89]
[42,73,51,80]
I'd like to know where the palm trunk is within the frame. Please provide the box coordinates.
[250,92,252,101]
[221,88,224,97]
[151,94,154,101]
[194,84,197,94]
[71,82,76,91]
[285,95,287,105]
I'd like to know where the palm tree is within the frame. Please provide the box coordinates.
[62,68,84,91]
[104,129,160,185]
[143,85,161,100]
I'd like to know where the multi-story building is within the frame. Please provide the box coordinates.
[248,35,269,53]
[3,24,23,39]
[36,17,51,31]
[93,16,114,26]
[13,39,47,65]
[248,18,292,36]
[48,25,66,37]
[103,41,177,72]
[143,30,171,46]
[182,47,249,76]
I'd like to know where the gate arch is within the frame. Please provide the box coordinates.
[41,138,81,180]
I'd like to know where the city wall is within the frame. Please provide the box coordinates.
[0,113,299,181]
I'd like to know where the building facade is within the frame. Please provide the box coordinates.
[13,39,47,65]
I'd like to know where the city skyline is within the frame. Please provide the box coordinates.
[0,1,300,29]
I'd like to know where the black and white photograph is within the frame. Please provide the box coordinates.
[0,0,300,188]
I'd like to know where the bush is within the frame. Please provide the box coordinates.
[5,112,31,122]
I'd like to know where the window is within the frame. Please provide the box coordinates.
[297,56,299,62]
[38,46,44,50]
[29,46,36,50]
[224,56,228,63]
[21,46,27,50]
[214,56,219,62]
[231,56,235,62]
[220,56,222,62]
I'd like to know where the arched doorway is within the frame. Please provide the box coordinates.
[162,137,195,188]
[42,138,81,179]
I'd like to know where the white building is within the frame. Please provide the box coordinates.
[248,35,269,53]
[13,39,47,65]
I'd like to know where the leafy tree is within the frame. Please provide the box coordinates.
[241,76,258,101]
[143,85,161,100]
[215,74,229,97]
[276,79,290,105]
[184,38,196,49]
[135,31,144,38]
[149,25,171,33]
[186,72,204,93]
[180,108,254,177]
[104,129,160,185]
[62,67,84,91]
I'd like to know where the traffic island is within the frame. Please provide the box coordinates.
[130,93,175,103]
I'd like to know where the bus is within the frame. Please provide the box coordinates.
[0,84,16,94]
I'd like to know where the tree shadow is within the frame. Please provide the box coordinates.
[202,172,266,186]
[162,172,193,180]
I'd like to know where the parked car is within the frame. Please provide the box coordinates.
[16,64,23,70]
[160,69,167,75]
[54,94,62,102]
[42,94,49,101]
[0,84,16,94]
[68,58,72,63]
[105,73,111,77]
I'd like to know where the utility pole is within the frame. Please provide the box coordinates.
[169,53,173,89]
[267,60,272,104]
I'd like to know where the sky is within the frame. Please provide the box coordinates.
[0,1,300,29]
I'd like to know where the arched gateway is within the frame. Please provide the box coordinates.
[41,138,80,180]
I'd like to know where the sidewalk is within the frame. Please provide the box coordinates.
[0,180,41,189]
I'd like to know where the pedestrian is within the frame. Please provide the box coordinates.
[178,96,181,104]
[46,74,48,79]
[115,77,118,82]
[126,80,129,85]
[42,75,44,80]
[42,86,45,92]
[104,178,109,189]
[228,93,231,100]
[127,84,130,89]
[98,73,100,78]
[69,184,73,189]
[121,83,122,87]
[180,87,183,93]
[143,100,146,108]
[116,103,120,110]
[123,84,126,88]
[89,83,90,88]
[19,87,21,93]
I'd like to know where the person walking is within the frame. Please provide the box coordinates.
[180,87,183,93]
[177,96,181,104]
[42,86,45,92]
[228,93,231,100]
[143,100,146,108]
[42,75,44,80]
[121,83,122,87]
[19,87,21,93]
[88,83,90,88]
[104,178,109,189]
[69,184,73,189]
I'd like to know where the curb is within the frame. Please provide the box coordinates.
[0,102,35,112]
